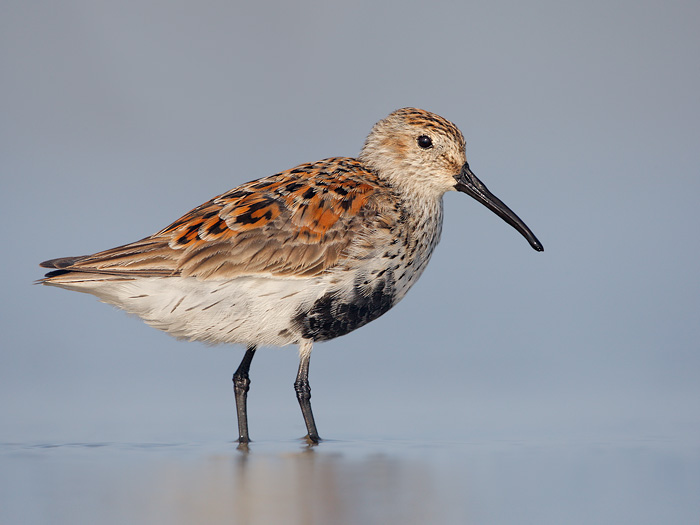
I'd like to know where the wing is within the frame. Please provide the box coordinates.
[41,157,398,281]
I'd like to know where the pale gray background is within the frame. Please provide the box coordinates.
[2,1,699,524]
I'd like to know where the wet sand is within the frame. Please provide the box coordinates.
[2,437,698,524]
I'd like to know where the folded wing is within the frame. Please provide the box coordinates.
[41,158,396,283]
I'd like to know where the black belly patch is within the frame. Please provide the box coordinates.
[295,277,395,341]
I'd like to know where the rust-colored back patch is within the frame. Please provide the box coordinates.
[161,157,379,250]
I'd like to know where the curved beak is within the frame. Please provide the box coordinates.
[455,163,543,251]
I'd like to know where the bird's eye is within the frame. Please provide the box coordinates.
[417,135,433,149]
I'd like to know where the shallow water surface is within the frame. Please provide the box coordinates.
[2,437,698,524]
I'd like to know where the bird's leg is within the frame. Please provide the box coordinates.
[294,340,321,444]
[233,345,257,443]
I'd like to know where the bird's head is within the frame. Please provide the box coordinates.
[359,107,543,251]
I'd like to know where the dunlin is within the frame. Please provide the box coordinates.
[41,108,543,443]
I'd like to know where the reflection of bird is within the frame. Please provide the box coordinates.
[40,108,543,444]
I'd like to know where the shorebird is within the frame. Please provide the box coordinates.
[40,108,543,444]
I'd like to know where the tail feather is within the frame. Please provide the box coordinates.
[40,256,89,269]
[43,269,75,279]
[39,270,137,287]
[39,255,91,283]
[40,255,136,284]
[39,253,175,284]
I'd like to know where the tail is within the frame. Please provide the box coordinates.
[40,256,90,279]
[39,255,137,286]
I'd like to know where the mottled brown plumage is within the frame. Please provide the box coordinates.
[42,158,396,280]
[40,107,543,443]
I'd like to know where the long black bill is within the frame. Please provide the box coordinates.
[455,163,544,251]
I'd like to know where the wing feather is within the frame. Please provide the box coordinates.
[41,158,399,282]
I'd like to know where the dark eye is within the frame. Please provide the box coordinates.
[417,135,433,149]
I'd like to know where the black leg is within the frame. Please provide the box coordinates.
[294,340,321,444]
[233,345,257,443]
